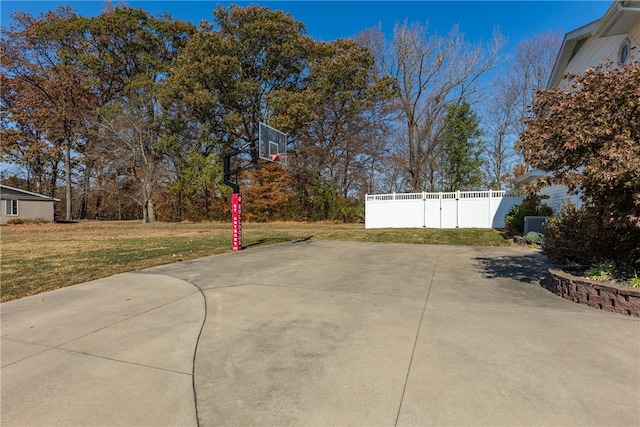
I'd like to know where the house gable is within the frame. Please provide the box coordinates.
[548,0,640,88]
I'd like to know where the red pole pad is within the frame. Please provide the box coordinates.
[232,193,242,251]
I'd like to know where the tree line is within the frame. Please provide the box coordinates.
[1,4,560,222]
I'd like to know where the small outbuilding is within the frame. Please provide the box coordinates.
[0,184,60,225]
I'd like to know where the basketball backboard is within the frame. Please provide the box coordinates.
[258,122,287,163]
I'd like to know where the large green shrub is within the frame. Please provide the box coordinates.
[504,194,553,235]
[544,203,640,269]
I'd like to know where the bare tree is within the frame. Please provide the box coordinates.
[482,79,519,189]
[360,21,505,192]
[98,84,166,223]
[482,30,561,189]
[512,31,562,132]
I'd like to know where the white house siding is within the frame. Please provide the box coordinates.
[628,18,640,47]
[562,34,628,84]
[538,184,582,213]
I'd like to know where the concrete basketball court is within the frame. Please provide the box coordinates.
[2,240,639,426]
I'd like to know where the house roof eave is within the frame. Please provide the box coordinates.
[0,184,61,202]
[548,20,599,88]
[594,0,640,37]
[515,170,547,186]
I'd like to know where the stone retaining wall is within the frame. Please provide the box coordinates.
[546,269,640,316]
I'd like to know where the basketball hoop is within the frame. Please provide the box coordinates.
[259,122,287,163]
[269,153,288,164]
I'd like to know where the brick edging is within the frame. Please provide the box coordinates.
[546,269,640,317]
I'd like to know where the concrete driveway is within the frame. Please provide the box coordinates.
[2,241,639,426]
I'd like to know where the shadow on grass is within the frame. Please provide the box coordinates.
[243,235,314,249]
[473,251,551,285]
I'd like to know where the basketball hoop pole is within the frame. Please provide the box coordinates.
[223,152,240,194]
[223,148,263,251]
[223,150,243,251]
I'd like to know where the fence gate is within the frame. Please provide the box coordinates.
[365,191,522,229]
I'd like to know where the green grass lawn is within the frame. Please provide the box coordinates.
[1,221,511,302]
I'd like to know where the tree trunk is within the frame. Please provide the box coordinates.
[48,165,58,199]
[95,190,102,219]
[142,201,149,223]
[142,198,156,223]
[147,199,156,222]
[117,190,122,221]
[176,188,183,222]
[65,140,72,221]
[141,175,156,223]
[80,164,91,219]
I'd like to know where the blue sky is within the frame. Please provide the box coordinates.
[2,1,612,51]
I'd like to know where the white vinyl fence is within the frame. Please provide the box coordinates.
[365,190,523,229]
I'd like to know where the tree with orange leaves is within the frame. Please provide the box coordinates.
[1,7,96,220]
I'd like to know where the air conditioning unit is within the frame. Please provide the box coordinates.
[524,216,548,234]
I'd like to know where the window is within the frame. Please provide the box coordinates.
[620,40,630,64]
[5,199,18,216]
